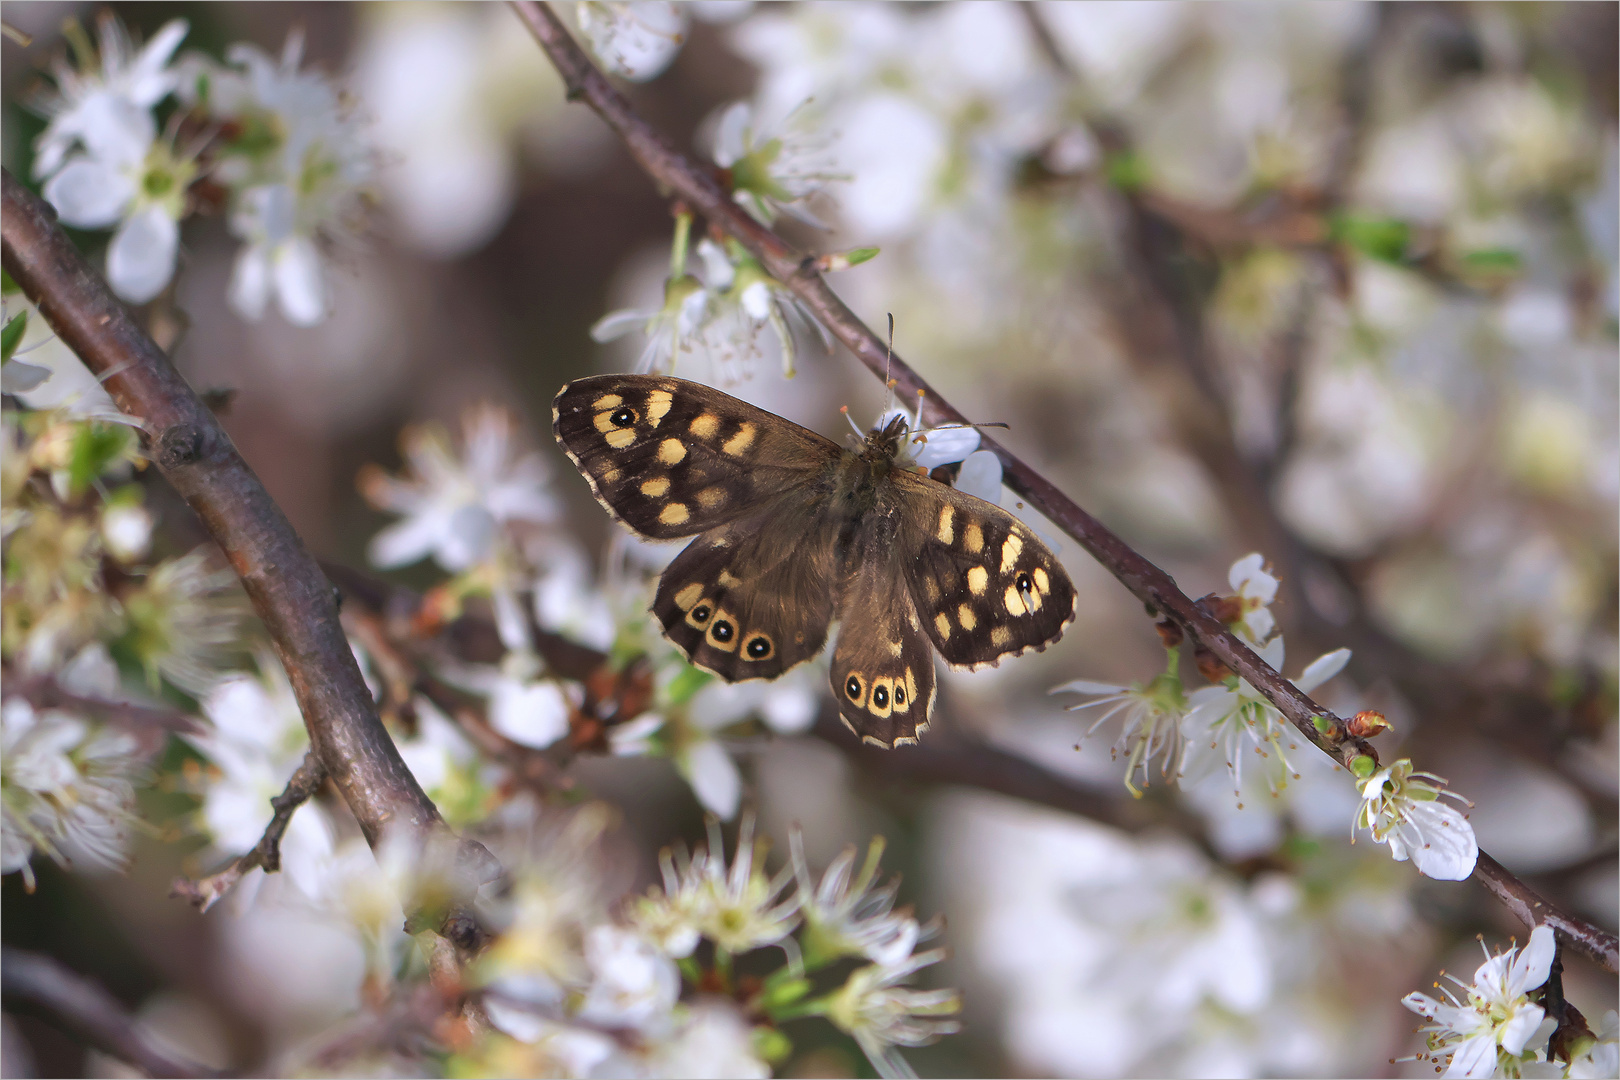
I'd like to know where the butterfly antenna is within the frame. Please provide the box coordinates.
[883,313,895,414]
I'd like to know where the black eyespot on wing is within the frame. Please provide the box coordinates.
[691,604,712,623]
[746,636,772,659]
[846,675,862,699]
[872,685,889,709]
[711,619,734,643]
[610,407,637,427]
[1016,571,1032,592]
[894,684,906,705]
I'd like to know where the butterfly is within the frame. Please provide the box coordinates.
[553,375,1076,747]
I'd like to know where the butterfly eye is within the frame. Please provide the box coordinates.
[609,407,638,427]
[846,675,862,699]
[710,619,735,643]
[872,685,889,709]
[690,604,712,623]
[745,635,773,659]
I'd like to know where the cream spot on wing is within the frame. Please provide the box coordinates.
[645,390,673,424]
[641,477,670,497]
[605,428,635,449]
[964,522,984,553]
[923,577,941,603]
[717,570,742,589]
[908,610,920,632]
[967,566,989,595]
[721,422,756,456]
[674,583,704,610]
[1033,567,1051,595]
[600,467,621,485]
[658,438,687,465]
[690,414,720,439]
[957,604,977,631]
[696,486,726,509]
[934,612,952,640]
[1004,585,1027,616]
[936,505,955,544]
[991,626,1012,648]
[887,639,903,657]
[659,503,690,525]
[593,411,616,434]
[1001,533,1024,573]
[592,394,623,410]
[903,667,917,711]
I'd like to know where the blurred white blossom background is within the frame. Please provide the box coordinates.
[1,2,1615,1078]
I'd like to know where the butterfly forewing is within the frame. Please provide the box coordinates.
[892,472,1076,670]
[553,375,839,539]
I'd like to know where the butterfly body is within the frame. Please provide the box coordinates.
[554,375,1076,747]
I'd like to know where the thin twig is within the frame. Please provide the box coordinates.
[1,947,222,1078]
[171,748,326,911]
[1,170,500,945]
[509,2,1619,975]
[4,673,204,735]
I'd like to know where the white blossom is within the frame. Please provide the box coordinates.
[1226,552,1280,643]
[361,403,558,573]
[645,1001,770,1079]
[199,31,372,326]
[1356,758,1478,881]
[591,273,710,375]
[825,949,962,1080]
[710,99,845,227]
[576,924,681,1030]
[576,2,689,82]
[1402,924,1555,1078]
[1056,671,1189,797]
[692,239,830,381]
[1181,637,1350,794]
[790,829,922,969]
[1,670,143,888]
[30,16,188,181]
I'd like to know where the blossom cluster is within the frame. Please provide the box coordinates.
[1,290,243,888]
[27,14,371,324]
[468,813,957,1079]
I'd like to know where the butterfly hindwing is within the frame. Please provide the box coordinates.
[893,472,1076,670]
[553,375,840,539]
[829,536,939,748]
[653,503,842,680]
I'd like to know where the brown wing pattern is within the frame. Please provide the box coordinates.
[552,375,839,539]
[892,472,1076,671]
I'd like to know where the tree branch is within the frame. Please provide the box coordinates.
[171,748,326,911]
[509,3,1618,975]
[1,947,221,1079]
[1,170,498,945]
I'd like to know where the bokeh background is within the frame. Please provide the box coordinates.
[2,2,1615,1077]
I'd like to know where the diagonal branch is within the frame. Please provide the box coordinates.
[1,947,221,1079]
[1,170,498,946]
[509,1,1618,975]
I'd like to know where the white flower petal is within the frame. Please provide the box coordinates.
[591,307,654,342]
[106,205,179,304]
[1443,1033,1501,1079]
[490,679,569,749]
[680,739,741,820]
[911,425,980,469]
[955,449,1003,505]
[1498,1001,1546,1057]
[1508,925,1557,997]
[273,236,328,326]
[228,244,272,321]
[1404,801,1479,881]
[1294,647,1351,693]
[43,158,135,228]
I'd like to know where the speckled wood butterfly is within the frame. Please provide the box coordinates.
[553,375,1076,748]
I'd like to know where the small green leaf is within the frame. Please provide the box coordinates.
[1104,151,1150,193]
[1311,715,1334,736]
[759,976,812,1011]
[1349,754,1377,779]
[2,311,27,363]
[665,664,713,706]
[1,268,18,294]
[1461,247,1521,271]
[1331,213,1411,264]
[67,422,135,496]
